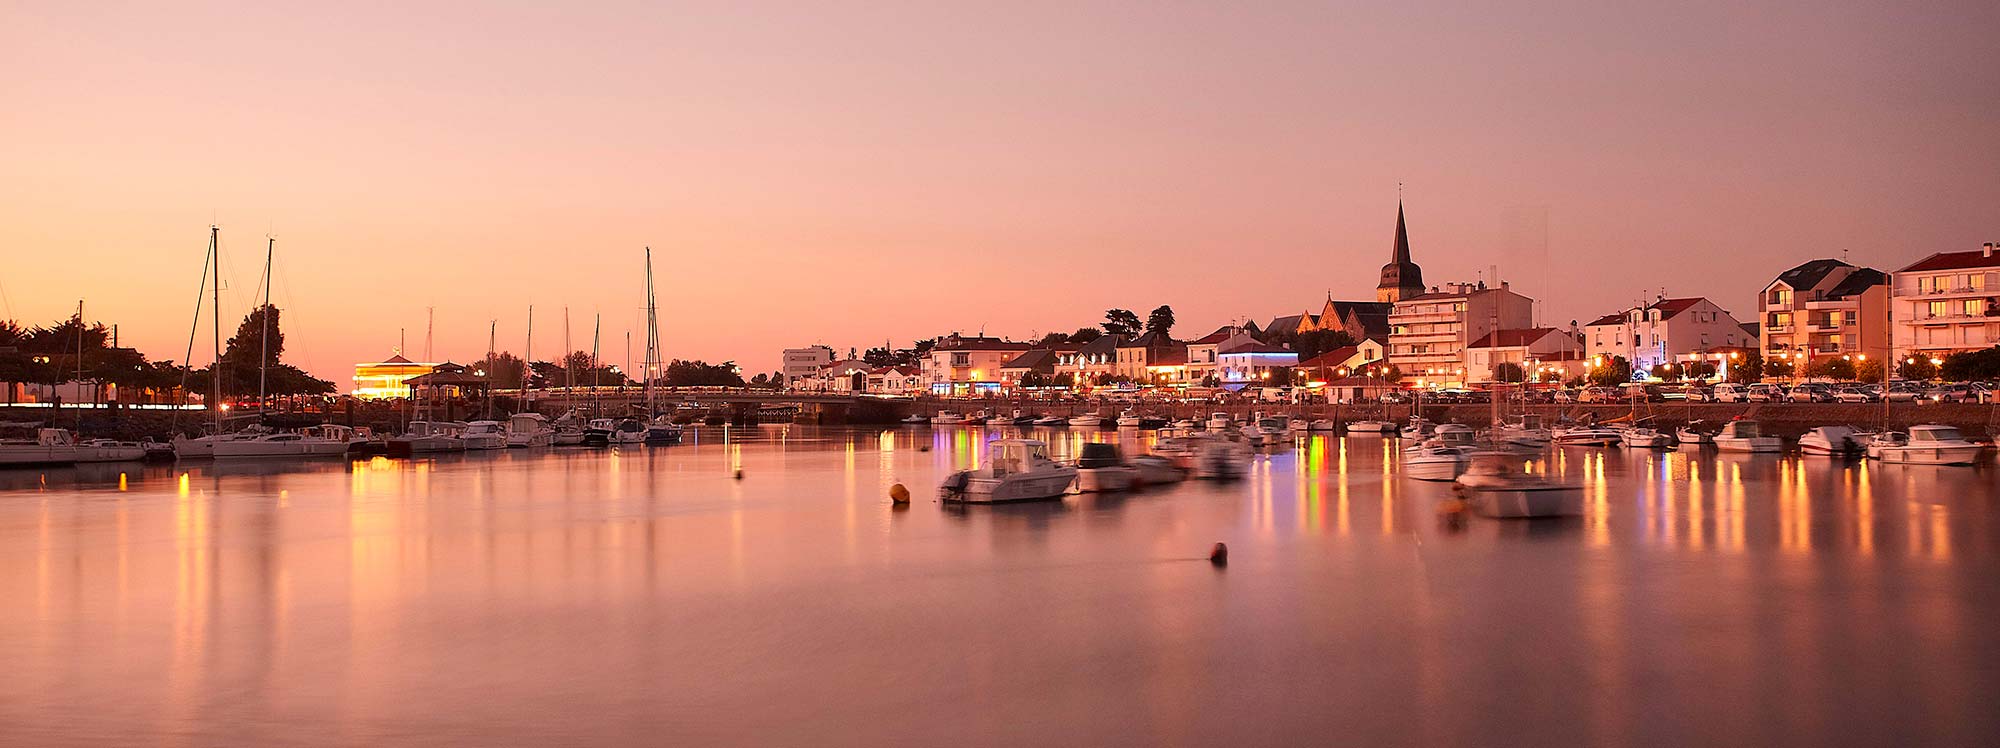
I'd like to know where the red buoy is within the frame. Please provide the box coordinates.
[1209,542,1228,565]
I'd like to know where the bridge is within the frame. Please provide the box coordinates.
[498,387,889,424]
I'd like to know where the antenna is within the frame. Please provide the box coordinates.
[424,307,434,362]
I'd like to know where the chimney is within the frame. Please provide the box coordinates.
[1985,242,1994,258]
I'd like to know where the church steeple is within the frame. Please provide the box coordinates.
[1376,200,1425,303]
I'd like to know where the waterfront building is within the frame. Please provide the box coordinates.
[1055,336,1121,386]
[1291,340,1385,385]
[865,366,923,395]
[1386,280,1534,388]
[1142,349,1191,387]
[1216,342,1298,387]
[352,353,439,399]
[1185,325,1260,383]
[1114,331,1182,381]
[998,347,1070,388]
[781,345,835,383]
[800,359,874,392]
[1891,243,2000,357]
[1581,297,1754,376]
[1464,328,1585,385]
[1758,259,1890,371]
[921,334,1030,395]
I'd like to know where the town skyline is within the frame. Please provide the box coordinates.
[6,2,1998,383]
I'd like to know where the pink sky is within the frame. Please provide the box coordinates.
[4,1,1997,384]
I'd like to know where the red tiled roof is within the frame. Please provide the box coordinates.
[1900,250,2000,273]
[1295,346,1360,368]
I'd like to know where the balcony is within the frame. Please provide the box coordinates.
[1388,310,1458,324]
[1765,324,1793,334]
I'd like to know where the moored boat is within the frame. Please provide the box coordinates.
[1867,424,1982,465]
[1799,425,1864,456]
[507,413,556,448]
[1404,444,1471,481]
[0,427,78,467]
[1713,419,1781,453]
[214,425,358,458]
[460,420,510,450]
[939,439,1077,503]
[1074,442,1138,493]
[1455,452,1583,518]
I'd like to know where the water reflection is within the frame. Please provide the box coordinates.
[1,426,1995,745]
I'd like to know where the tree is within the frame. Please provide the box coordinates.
[1588,355,1631,387]
[1729,350,1763,383]
[1940,347,2000,381]
[1035,332,1070,347]
[1288,329,1356,361]
[1806,357,1855,381]
[1052,372,1075,387]
[663,359,746,387]
[1019,372,1048,388]
[214,305,334,396]
[1855,358,1885,384]
[1682,360,1718,380]
[478,351,528,389]
[1070,327,1103,343]
[1651,363,1682,382]
[1102,309,1142,338]
[1763,359,1794,379]
[1491,362,1526,383]
[1896,356,1938,381]
[1145,305,1175,338]
[1266,367,1294,387]
[1200,374,1220,388]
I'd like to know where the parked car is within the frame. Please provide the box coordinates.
[1834,384,1880,403]
[1925,384,1976,403]
[1709,383,1747,403]
[1578,386,1620,403]
[1553,388,1582,403]
[1787,383,1835,403]
[1745,384,1783,402]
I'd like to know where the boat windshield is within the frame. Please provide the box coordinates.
[1913,428,1961,443]
[1729,422,1761,438]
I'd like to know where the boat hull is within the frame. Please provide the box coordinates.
[214,441,351,458]
[1871,445,1982,465]
[1076,466,1137,493]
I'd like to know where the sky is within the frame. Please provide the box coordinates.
[4,1,1997,385]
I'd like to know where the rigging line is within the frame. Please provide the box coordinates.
[173,235,215,430]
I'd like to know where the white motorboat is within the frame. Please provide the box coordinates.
[1346,420,1396,434]
[1249,416,1293,445]
[1675,426,1714,447]
[551,411,587,445]
[170,425,271,458]
[1455,452,1583,518]
[1867,425,1983,465]
[1553,427,1622,447]
[388,420,467,455]
[1205,412,1234,430]
[1713,419,1781,453]
[901,414,928,424]
[1799,425,1864,456]
[1193,436,1253,480]
[461,420,510,450]
[609,417,648,445]
[931,411,967,425]
[1074,443,1139,493]
[939,439,1078,503]
[1068,413,1110,428]
[1400,418,1434,440]
[507,413,555,447]
[1307,419,1338,432]
[75,438,148,462]
[1495,414,1551,449]
[963,410,990,425]
[582,417,617,447]
[214,425,358,458]
[1409,423,1476,452]
[1115,410,1145,428]
[1404,445,1471,481]
[1619,427,1674,449]
[0,427,78,466]
[991,409,1034,426]
[1033,415,1068,426]
[1131,454,1188,485]
[1174,418,1201,431]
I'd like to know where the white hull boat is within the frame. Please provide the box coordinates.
[1347,420,1396,434]
[1799,426,1863,456]
[507,413,556,447]
[460,421,510,450]
[1713,420,1781,453]
[1404,446,1471,481]
[1308,419,1338,432]
[0,428,78,466]
[1867,425,1983,465]
[1619,428,1674,449]
[940,439,1077,503]
[1205,413,1233,431]
[1068,414,1110,428]
[215,426,357,458]
[1455,454,1583,518]
[1553,428,1622,447]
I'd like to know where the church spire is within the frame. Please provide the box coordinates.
[1376,199,1425,303]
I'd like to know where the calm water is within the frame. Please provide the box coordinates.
[3,426,1997,747]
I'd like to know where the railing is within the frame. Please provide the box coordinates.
[1765,324,1793,333]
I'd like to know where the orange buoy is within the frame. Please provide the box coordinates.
[889,483,911,504]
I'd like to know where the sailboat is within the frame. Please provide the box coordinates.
[640,247,683,444]
[173,226,265,457]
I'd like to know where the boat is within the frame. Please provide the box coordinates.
[1068,413,1110,428]
[1115,410,1145,428]
[1409,423,1476,451]
[901,414,928,424]
[460,420,509,450]
[1454,452,1583,518]
[507,413,555,447]
[938,439,1078,503]
[1712,419,1781,453]
[1,426,81,466]
[1205,412,1233,430]
[1131,454,1188,484]
[1404,445,1471,481]
[550,411,587,445]
[1074,443,1138,493]
[1553,426,1622,447]
[171,425,271,458]
[388,420,467,455]
[991,409,1033,426]
[1799,425,1864,456]
[1676,423,1714,446]
[140,438,177,461]
[1400,417,1434,440]
[1495,414,1551,449]
[1867,424,1983,465]
[1033,415,1068,426]
[1619,427,1675,449]
[214,425,358,458]
[930,411,967,425]
[963,411,990,425]
[75,438,148,463]
[609,417,648,445]
[644,415,683,444]
[1173,418,1201,431]
[1346,420,1396,435]
[1307,419,1338,432]
[1193,435,1253,480]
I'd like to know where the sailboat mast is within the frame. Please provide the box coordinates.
[209,225,222,429]
[75,299,85,426]
[563,307,573,400]
[590,313,602,415]
[524,305,534,407]
[643,247,658,415]
[173,230,216,433]
[486,320,497,420]
[257,236,273,412]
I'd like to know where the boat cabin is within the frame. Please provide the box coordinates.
[1076,442,1124,469]
[1909,425,1966,443]
[986,439,1054,475]
[1718,421,1763,439]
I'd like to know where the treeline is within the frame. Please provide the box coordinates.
[0,305,335,404]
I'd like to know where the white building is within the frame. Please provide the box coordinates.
[921,334,1030,396]
[1581,297,1753,376]
[1386,281,1535,388]
[781,346,835,384]
[1215,342,1298,386]
[1184,325,1260,383]
[1758,259,1890,371]
[1892,243,2000,357]
[1465,328,1585,384]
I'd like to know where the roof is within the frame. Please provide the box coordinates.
[1900,250,2000,273]
[381,354,413,364]
[870,365,919,376]
[1584,313,1625,327]
[1586,297,1713,327]
[1075,335,1121,358]
[1739,322,1759,339]
[1000,348,1060,371]
[1265,314,1310,335]
[1825,268,1887,298]
[1771,259,1854,291]
[932,334,1031,352]
[1220,342,1295,355]
[1117,330,1180,349]
[1295,346,1360,369]
[1468,327,1565,349]
[1189,325,1245,345]
[1378,202,1424,292]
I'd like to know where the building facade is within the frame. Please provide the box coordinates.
[1386,281,1535,387]
[1891,244,2000,357]
[353,353,438,399]
[1581,297,1753,376]
[1465,328,1585,384]
[781,346,835,384]
[1185,326,1260,383]
[1758,259,1890,372]
[920,334,1030,395]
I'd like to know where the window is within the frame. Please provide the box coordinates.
[1843,311,1857,325]
[1972,275,1988,292]
[1770,289,1792,306]
[1929,301,1949,318]
[1919,276,1937,294]
[1964,300,1982,317]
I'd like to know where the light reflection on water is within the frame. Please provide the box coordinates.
[0,424,1996,746]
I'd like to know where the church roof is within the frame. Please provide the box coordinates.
[1377,201,1424,293]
